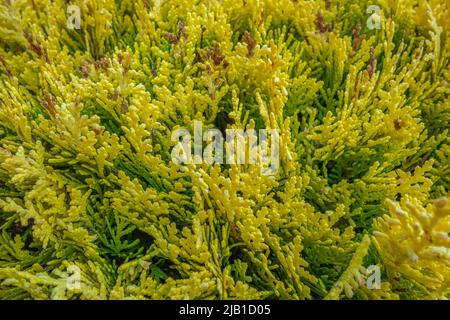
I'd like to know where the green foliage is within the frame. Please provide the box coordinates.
[0,0,448,300]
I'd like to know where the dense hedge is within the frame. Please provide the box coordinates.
[0,0,449,299]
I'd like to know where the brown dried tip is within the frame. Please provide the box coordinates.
[118,53,131,74]
[0,55,12,78]
[205,64,213,75]
[393,118,405,130]
[94,57,110,72]
[367,47,377,79]
[203,44,229,68]
[209,90,216,101]
[108,90,121,101]
[79,60,90,78]
[414,42,423,60]
[434,197,448,209]
[210,43,226,66]
[242,31,256,57]
[352,24,366,51]
[23,30,50,63]
[142,0,150,10]
[325,0,331,9]
[177,21,186,39]
[194,48,202,63]
[314,11,329,33]
[40,91,57,117]
[122,100,129,113]
[164,32,179,45]
[258,10,265,27]
[92,127,102,136]
[164,21,187,46]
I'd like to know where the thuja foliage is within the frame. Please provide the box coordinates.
[0,0,449,300]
